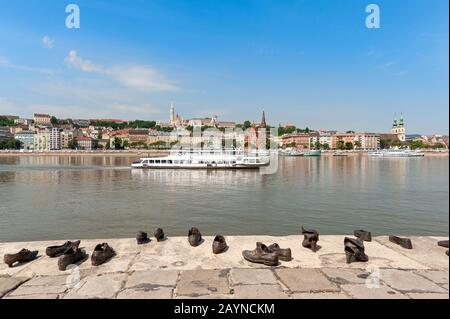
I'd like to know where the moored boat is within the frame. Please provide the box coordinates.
[303,150,321,157]
[131,149,270,169]
[368,149,424,158]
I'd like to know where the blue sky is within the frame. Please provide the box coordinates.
[0,0,448,134]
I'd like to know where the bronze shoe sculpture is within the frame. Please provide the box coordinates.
[354,230,372,242]
[58,242,87,271]
[188,227,202,247]
[4,249,38,267]
[344,237,369,264]
[46,240,81,258]
[266,243,292,261]
[91,243,116,266]
[154,228,165,242]
[242,243,279,266]
[136,231,150,245]
[212,235,227,254]
[437,240,449,248]
[302,226,319,252]
[389,236,413,249]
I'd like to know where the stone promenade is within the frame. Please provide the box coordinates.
[0,235,448,299]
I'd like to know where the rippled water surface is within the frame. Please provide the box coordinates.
[0,155,448,242]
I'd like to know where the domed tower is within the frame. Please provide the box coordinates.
[391,113,406,142]
[397,113,406,142]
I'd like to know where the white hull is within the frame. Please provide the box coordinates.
[131,163,267,169]
[131,149,270,169]
[368,150,424,158]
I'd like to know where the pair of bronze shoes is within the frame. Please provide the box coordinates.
[243,242,292,266]
[302,226,319,252]
[4,249,39,268]
[47,241,87,271]
[344,237,369,264]
[136,228,165,244]
[46,240,115,270]
[188,227,202,247]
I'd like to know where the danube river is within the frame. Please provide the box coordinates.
[0,155,448,242]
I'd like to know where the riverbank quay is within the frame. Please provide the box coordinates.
[0,150,448,157]
[0,235,448,299]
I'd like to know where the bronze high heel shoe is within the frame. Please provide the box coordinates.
[4,249,38,267]
[344,237,369,264]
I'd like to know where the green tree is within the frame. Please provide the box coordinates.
[354,141,362,148]
[0,138,22,150]
[337,140,345,150]
[322,143,330,150]
[0,116,15,126]
[345,142,354,150]
[243,120,251,129]
[122,140,129,149]
[314,141,322,150]
[68,140,78,150]
[113,137,123,150]
[50,116,58,125]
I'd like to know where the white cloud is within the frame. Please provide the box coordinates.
[42,36,55,49]
[64,50,178,92]
[65,50,102,73]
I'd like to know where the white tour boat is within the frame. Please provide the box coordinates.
[131,149,270,169]
[368,149,425,158]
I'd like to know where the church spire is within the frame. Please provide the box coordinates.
[260,110,266,127]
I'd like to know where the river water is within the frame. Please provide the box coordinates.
[0,155,448,242]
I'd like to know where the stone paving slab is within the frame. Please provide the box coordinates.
[341,284,408,299]
[7,282,68,297]
[230,269,278,285]
[407,292,449,299]
[125,270,179,289]
[291,292,349,299]
[175,269,231,297]
[321,268,368,285]
[232,284,289,299]
[117,287,174,299]
[63,273,127,299]
[0,276,29,298]
[379,269,447,293]
[414,270,449,285]
[275,269,340,293]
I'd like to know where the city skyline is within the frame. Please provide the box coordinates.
[0,0,448,134]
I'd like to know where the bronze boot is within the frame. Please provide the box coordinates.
[188,227,202,247]
[154,228,165,242]
[4,249,38,267]
[212,235,227,254]
[302,226,319,252]
[344,237,369,264]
